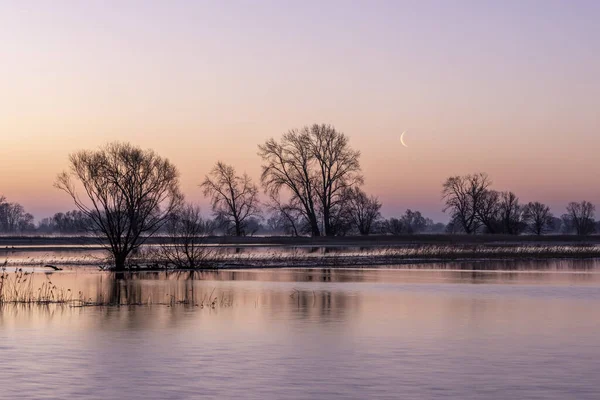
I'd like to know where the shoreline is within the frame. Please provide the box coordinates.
[2,234,600,249]
[4,249,600,270]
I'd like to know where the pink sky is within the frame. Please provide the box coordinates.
[1,1,599,221]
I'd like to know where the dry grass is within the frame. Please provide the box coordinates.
[0,263,232,308]
[4,244,600,270]
[191,244,600,268]
[0,269,74,305]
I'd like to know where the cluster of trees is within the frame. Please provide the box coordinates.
[37,210,90,234]
[380,210,445,235]
[0,196,34,233]
[442,173,597,235]
[200,124,373,237]
[200,125,445,237]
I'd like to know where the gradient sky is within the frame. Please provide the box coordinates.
[1,0,599,221]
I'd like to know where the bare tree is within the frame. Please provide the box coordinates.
[266,195,309,236]
[498,191,525,235]
[0,196,7,231]
[160,204,215,269]
[564,201,595,235]
[53,210,90,233]
[381,210,427,235]
[3,203,25,232]
[55,142,183,270]
[523,201,554,235]
[382,217,405,235]
[0,200,34,233]
[344,187,381,235]
[442,173,491,234]
[400,209,427,234]
[201,162,261,236]
[476,189,501,233]
[258,124,362,236]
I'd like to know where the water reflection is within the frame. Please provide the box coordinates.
[2,262,600,399]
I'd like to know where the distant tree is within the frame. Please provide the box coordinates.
[52,210,90,233]
[17,211,35,232]
[259,124,363,236]
[55,142,183,270]
[243,217,263,236]
[0,196,7,231]
[382,217,405,235]
[498,191,525,235]
[266,197,308,236]
[381,210,428,235]
[549,216,564,233]
[160,204,214,269]
[0,199,34,233]
[442,173,491,234]
[445,214,466,234]
[400,209,427,234]
[477,189,501,233]
[423,218,446,233]
[201,162,261,236]
[266,215,283,234]
[37,217,57,233]
[563,201,595,235]
[4,203,25,232]
[523,202,554,235]
[560,214,573,234]
[343,187,381,235]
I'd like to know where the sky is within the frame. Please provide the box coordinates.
[1,0,599,222]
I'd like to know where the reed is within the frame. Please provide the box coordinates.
[0,267,233,309]
[4,244,600,270]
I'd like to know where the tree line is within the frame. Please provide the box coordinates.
[0,195,34,233]
[0,124,598,269]
[442,173,596,235]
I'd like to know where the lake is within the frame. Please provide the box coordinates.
[1,261,600,399]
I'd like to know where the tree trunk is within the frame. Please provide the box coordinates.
[114,252,127,271]
[309,215,320,237]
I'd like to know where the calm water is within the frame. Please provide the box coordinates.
[2,262,600,399]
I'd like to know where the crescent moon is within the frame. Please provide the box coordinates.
[400,131,408,147]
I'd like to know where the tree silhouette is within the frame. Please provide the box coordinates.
[523,202,554,235]
[55,142,183,270]
[259,124,362,236]
[201,161,261,236]
[344,187,381,235]
[442,173,491,234]
[564,201,595,235]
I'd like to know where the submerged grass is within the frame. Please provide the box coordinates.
[0,265,232,309]
[0,267,73,305]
